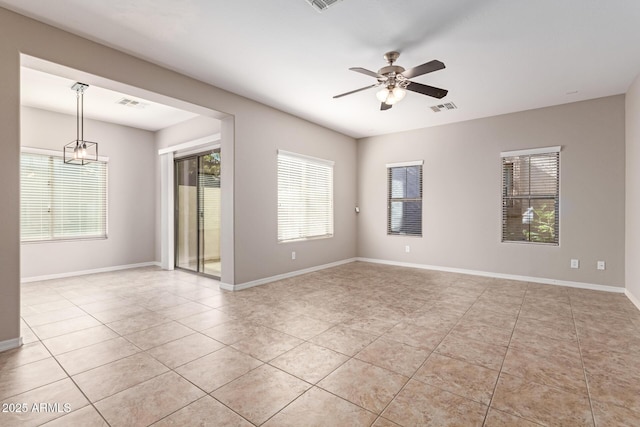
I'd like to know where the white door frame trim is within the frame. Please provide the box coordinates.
[158,133,220,273]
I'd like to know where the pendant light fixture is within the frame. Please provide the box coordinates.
[63,82,98,165]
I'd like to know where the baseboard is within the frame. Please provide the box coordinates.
[0,337,23,353]
[219,281,234,291]
[625,288,640,311]
[221,258,357,291]
[28,256,624,298]
[21,261,160,283]
[356,257,626,293]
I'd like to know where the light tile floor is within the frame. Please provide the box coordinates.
[1,262,640,426]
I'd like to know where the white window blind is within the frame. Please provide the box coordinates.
[501,148,559,244]
[387,162,423,236]
[277,150,334,242]
[21,151,108,242]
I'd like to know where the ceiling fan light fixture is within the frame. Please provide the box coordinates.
[391,86,406,102]
[377,86,407,105]
[385,92,399,105]
[376,87,389,102]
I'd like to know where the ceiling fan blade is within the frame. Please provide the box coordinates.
[333,84,378,99]
[401,60,445,79]
[350,67,383,78]
[406,81,448,99]
[381,102,392,111]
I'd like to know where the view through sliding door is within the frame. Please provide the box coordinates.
[175,149,221,278]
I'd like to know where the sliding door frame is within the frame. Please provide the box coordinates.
[174,148,221,279]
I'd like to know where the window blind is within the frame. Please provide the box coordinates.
[277,150,334,242]
[21,151,108,242]
[387,163,423,236]
[502,149,559,244]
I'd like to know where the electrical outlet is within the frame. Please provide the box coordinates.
[570,259,579,269]
[291,251,296,260]
[405,245,410,253]
[597,261,605,270]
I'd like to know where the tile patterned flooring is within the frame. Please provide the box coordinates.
[1,262,640,426]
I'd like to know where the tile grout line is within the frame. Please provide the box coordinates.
[164,308,328,424]
[109,316,255,425]
[337,296,436,425]
[246,295,431,426]
[483,287,588,426]
[36,337,113,427]
[480,284,525,426]
[256,308,403,426]
[569,293,598,427]
[368,283,491,426]
[158,351,262,426]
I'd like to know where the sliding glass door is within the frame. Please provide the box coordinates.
[175,149,221,277]
[198,152,221,276]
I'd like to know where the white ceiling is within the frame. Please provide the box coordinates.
[4,0,640,138]
[21,67,199,131]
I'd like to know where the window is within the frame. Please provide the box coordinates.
[387,161,423,236]
[501,146,559,244]
[277,150,334,242]
[21,149,108,242]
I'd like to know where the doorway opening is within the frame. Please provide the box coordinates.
[175,148,221,278]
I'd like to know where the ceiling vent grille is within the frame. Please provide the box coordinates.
[116,98,148,109]
[430,102,457,113]
[305,0,343,12]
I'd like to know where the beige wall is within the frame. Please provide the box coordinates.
[20,107,157,279]
[357,96,626,287]
[0,8,357,344]
[233,107,357,283]
[0,14,21,344]
[626,73,640,302]
[155,115,221,151]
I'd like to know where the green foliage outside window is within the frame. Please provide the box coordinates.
[523,204,556,243]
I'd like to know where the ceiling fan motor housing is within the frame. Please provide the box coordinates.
[378,65,405,76]
[383,51,400,65]
[379,53,406,89]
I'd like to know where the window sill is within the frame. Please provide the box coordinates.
[21,236,109,244]
[501,240,559,247]
[278,234,333,244]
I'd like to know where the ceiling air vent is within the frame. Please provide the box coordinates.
[116,97,148,109]
[305,0,343,12]
[430,102,457,113]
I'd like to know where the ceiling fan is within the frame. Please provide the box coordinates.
[333,51,448,111]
